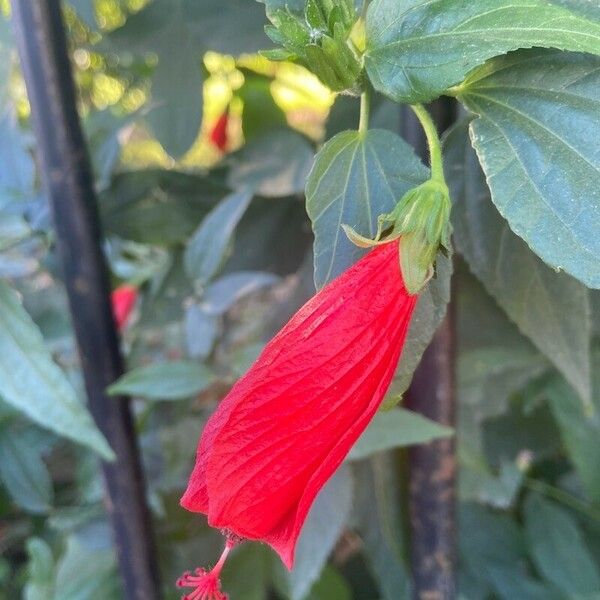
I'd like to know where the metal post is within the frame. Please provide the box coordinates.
[402,99,458,600]
[11,2,161,598]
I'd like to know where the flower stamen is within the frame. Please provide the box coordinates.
[177,537,238,600]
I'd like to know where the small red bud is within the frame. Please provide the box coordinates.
[111,285,138,331]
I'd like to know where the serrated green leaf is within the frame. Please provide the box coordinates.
[0,427,53,514]
[348,408,453,461]
[446,117,592,407]
[524,494,600,596]
[108,360,214,400]
[365,0,600,103]
[184,190,253,285]
[459,49,600,288]
[0,282,113,460]
[306,129,428,288]
[227,130,314,197]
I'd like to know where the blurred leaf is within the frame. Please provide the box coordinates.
[231,343,265,378]
[228,130,314,198]
[202,271,279,315]
[487,565,562,600]
[446,118,592,407]
[366,0,600,103]
[354,457,410,600]
[0,214,31,251]
[0,112,35,201]
[524,494,600,595]
[459,503,527,597]
[545,368,600,503]
[226,196,311,276]
[101,170,227,245]
[306,129,428,289]
[457,266,549,421]
[54,537,119,600]
[387,252,452,402]
[284,466,352,600]
[0,426,53,513]
[184,189,253,285]
[483,401,561,466]
[221,545,268,600]
[459,49,600,288]
[108,360,214,400]
[24,538,55,600]
[348,409,452,461]
[0,282,113,459]
[306,567,351,600]
[184,303,220,359]
[238,70,287,141]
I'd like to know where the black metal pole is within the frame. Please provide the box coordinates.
[11,2,161,598]
[402,99,457,600]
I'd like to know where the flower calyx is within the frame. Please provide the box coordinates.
[261,0,363,94]
[343,179,452,294]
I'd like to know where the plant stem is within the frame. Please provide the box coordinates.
[359,87,370,135]
[410,103,445,182]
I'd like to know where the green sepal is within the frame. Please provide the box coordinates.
[305,0,328,31]
[400,232,436,295]
[269,9,311,47]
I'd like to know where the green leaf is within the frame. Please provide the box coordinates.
[459,49,600,289]
[227,130,314,198]
[221,545,268,600]
[445,117,592,406]
[348,408,452,461]
[184,303,219,359]
[545,368,600,503]
[24,538,55,600]
[100,169,227,246]
[0,282,113,459]
[202,271,279,315]
[184,190,253,285]
[108,360,214,400]
[354,457,410,600]
[54,537,119,600]
[306,129,428,288]
[365,0,600,103]
[284,467,352,600]
[0,427,53,514]
[306,567,351,600]
[524,494,600,596]
[387,252,452,402]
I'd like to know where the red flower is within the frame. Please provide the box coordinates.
[111,285,137,331]
[209,109,229,152]
[178,241,417,597]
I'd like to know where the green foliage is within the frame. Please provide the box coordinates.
[0,282,113,460]
[306,129,428,288]
[348,408,453,460]
[365,0,600,103]
[2,0,600,598]
[108,360,215,400]
[445,118,592,407]
[459,49,600,289]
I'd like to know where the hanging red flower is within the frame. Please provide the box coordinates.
[111,285,138,331]
[209,109,229,152]
[178,240,417,598]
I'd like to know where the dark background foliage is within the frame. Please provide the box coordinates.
[0,1,599,599]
